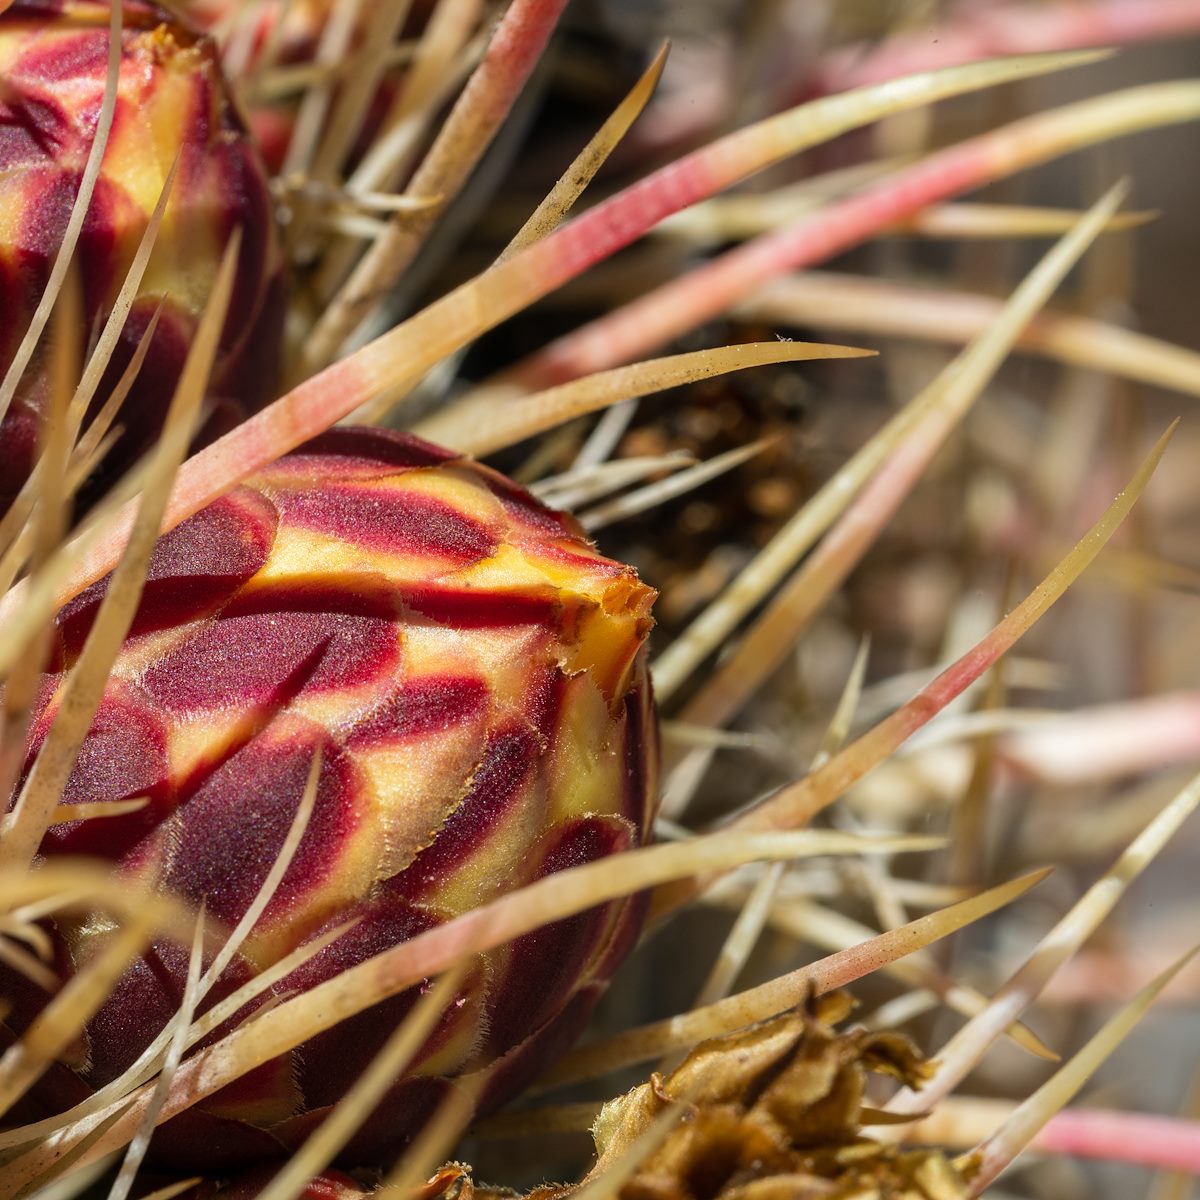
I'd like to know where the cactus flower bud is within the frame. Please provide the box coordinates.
[0,0,283,512]
[8,428,657,1169]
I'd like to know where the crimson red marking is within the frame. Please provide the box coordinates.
[140,610,399,712]
[57,488,278,659]
[16,27,108,83]
[399,583,558,627]
[277,483,497,562]
[347,675,489,745]
[155,729,362,929]
[28,684,170,859]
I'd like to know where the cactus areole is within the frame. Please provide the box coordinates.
[6,429,659,1167]
[0,0,283,514]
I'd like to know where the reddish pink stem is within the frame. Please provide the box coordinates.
[914,1101,1200,1173]
[1000,691,1200,784]
[635,0,1200,156]
[510,153,985,386]
[476,0,566,112]
[1034,1107,1200,1173]
[507,89,1188,389]
[813,0,1200,95]
[1042,948,1200,1006]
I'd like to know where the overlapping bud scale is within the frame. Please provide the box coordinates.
[0,0,282,511]
[12,429,658,1167]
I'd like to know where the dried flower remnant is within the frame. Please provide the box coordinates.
[0,0,283,512]
[487,994,966,1200]
[2,427,657,1168]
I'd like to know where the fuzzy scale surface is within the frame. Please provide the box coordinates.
[3,427,658,1168]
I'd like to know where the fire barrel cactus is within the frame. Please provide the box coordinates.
[0,0,283,513]
[6,428,658,1168]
